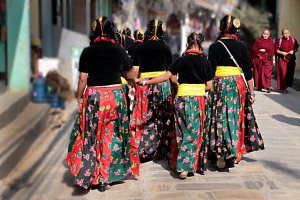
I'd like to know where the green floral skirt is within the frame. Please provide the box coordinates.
[168,96,207,173]
[206,75,247,164]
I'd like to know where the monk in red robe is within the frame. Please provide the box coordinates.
[251,29,275,93]
[275,28,299,93]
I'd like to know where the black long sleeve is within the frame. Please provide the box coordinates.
[208,39,253,81]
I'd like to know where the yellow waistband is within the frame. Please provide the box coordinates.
[177,84,206,96]
[121,77,127,84]
[88,84,122,88]
[140,71,166,78]
[215,66,241,76]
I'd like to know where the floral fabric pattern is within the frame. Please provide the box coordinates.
[65,86,139,189]
[68,115,81,153]
[130,80,173,159]
[244,92,265,152]
[168,96,207,173]
[206,76,247,163]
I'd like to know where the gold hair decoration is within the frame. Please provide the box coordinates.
[117,32,125,46]
[233,18,240,28]
[154,19,158,36]
[99,17,103,34]
[122,34,125,42]
[152,19,159,41]
[92,20,97,31]
[227,15,231,23]
[117,32,122,39]
[137,29,144,40]
[162,23,166,32]
[225,15,231,32]
[137,29,144,35]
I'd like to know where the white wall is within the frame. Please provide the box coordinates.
[52,25,89,90]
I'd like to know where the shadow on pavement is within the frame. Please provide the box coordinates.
[262,79,300,116]
[262,159,300,180]
[153,159,179,179]
[61,166,74,188]
[242,156,258,163]
[0,114,49,180]
[61,166,90,196]
[1,112,77,200]
[271,114,300,127]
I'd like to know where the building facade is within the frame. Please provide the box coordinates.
[277,0,300,71]
[0,0,116,93]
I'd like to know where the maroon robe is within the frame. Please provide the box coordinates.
[251,37,275,90]
[275,37,299,90]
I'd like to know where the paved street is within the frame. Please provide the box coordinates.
[1,80,300,200]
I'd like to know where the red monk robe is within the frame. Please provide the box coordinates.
[251,37,275,91]
[275,37,299,91]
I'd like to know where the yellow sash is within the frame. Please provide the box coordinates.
[215,66,241,76]
[89,84,122,88]
[177,84,206,96]
[121,77,127,84]
[140,71,166,78]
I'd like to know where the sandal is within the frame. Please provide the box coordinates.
[105,185,111,190]
[267,87,274,93]
[178,171,188,179]
[217,155,226,169]
[283,89,287,94]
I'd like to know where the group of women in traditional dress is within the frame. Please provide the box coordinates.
[65,15,265,192]
[251,28,299,94]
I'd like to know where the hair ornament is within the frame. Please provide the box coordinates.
[233,18,240,28]
[99,16,103,34]
[151,19,159,40]
[92,20,97,31]
[137,29,144,35]
[136,29,144,40]
[162,23,166,32]
[226,15,231,31]
[194,32,197,45]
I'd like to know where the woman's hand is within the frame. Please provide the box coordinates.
[134,77,140,83]
[282,52,288,56]
[137,78,147,85]
[249,94,255,104]
[133,77,144,85]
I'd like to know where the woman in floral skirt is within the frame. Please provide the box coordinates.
[206,15,257,169]
[65,16,139,192]
[131,19,173,162]
[139,32,213,179]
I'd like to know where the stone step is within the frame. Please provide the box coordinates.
[0,91,30,129]
[0,102,50,180]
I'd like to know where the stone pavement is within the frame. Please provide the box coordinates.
[1,80,300,200]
